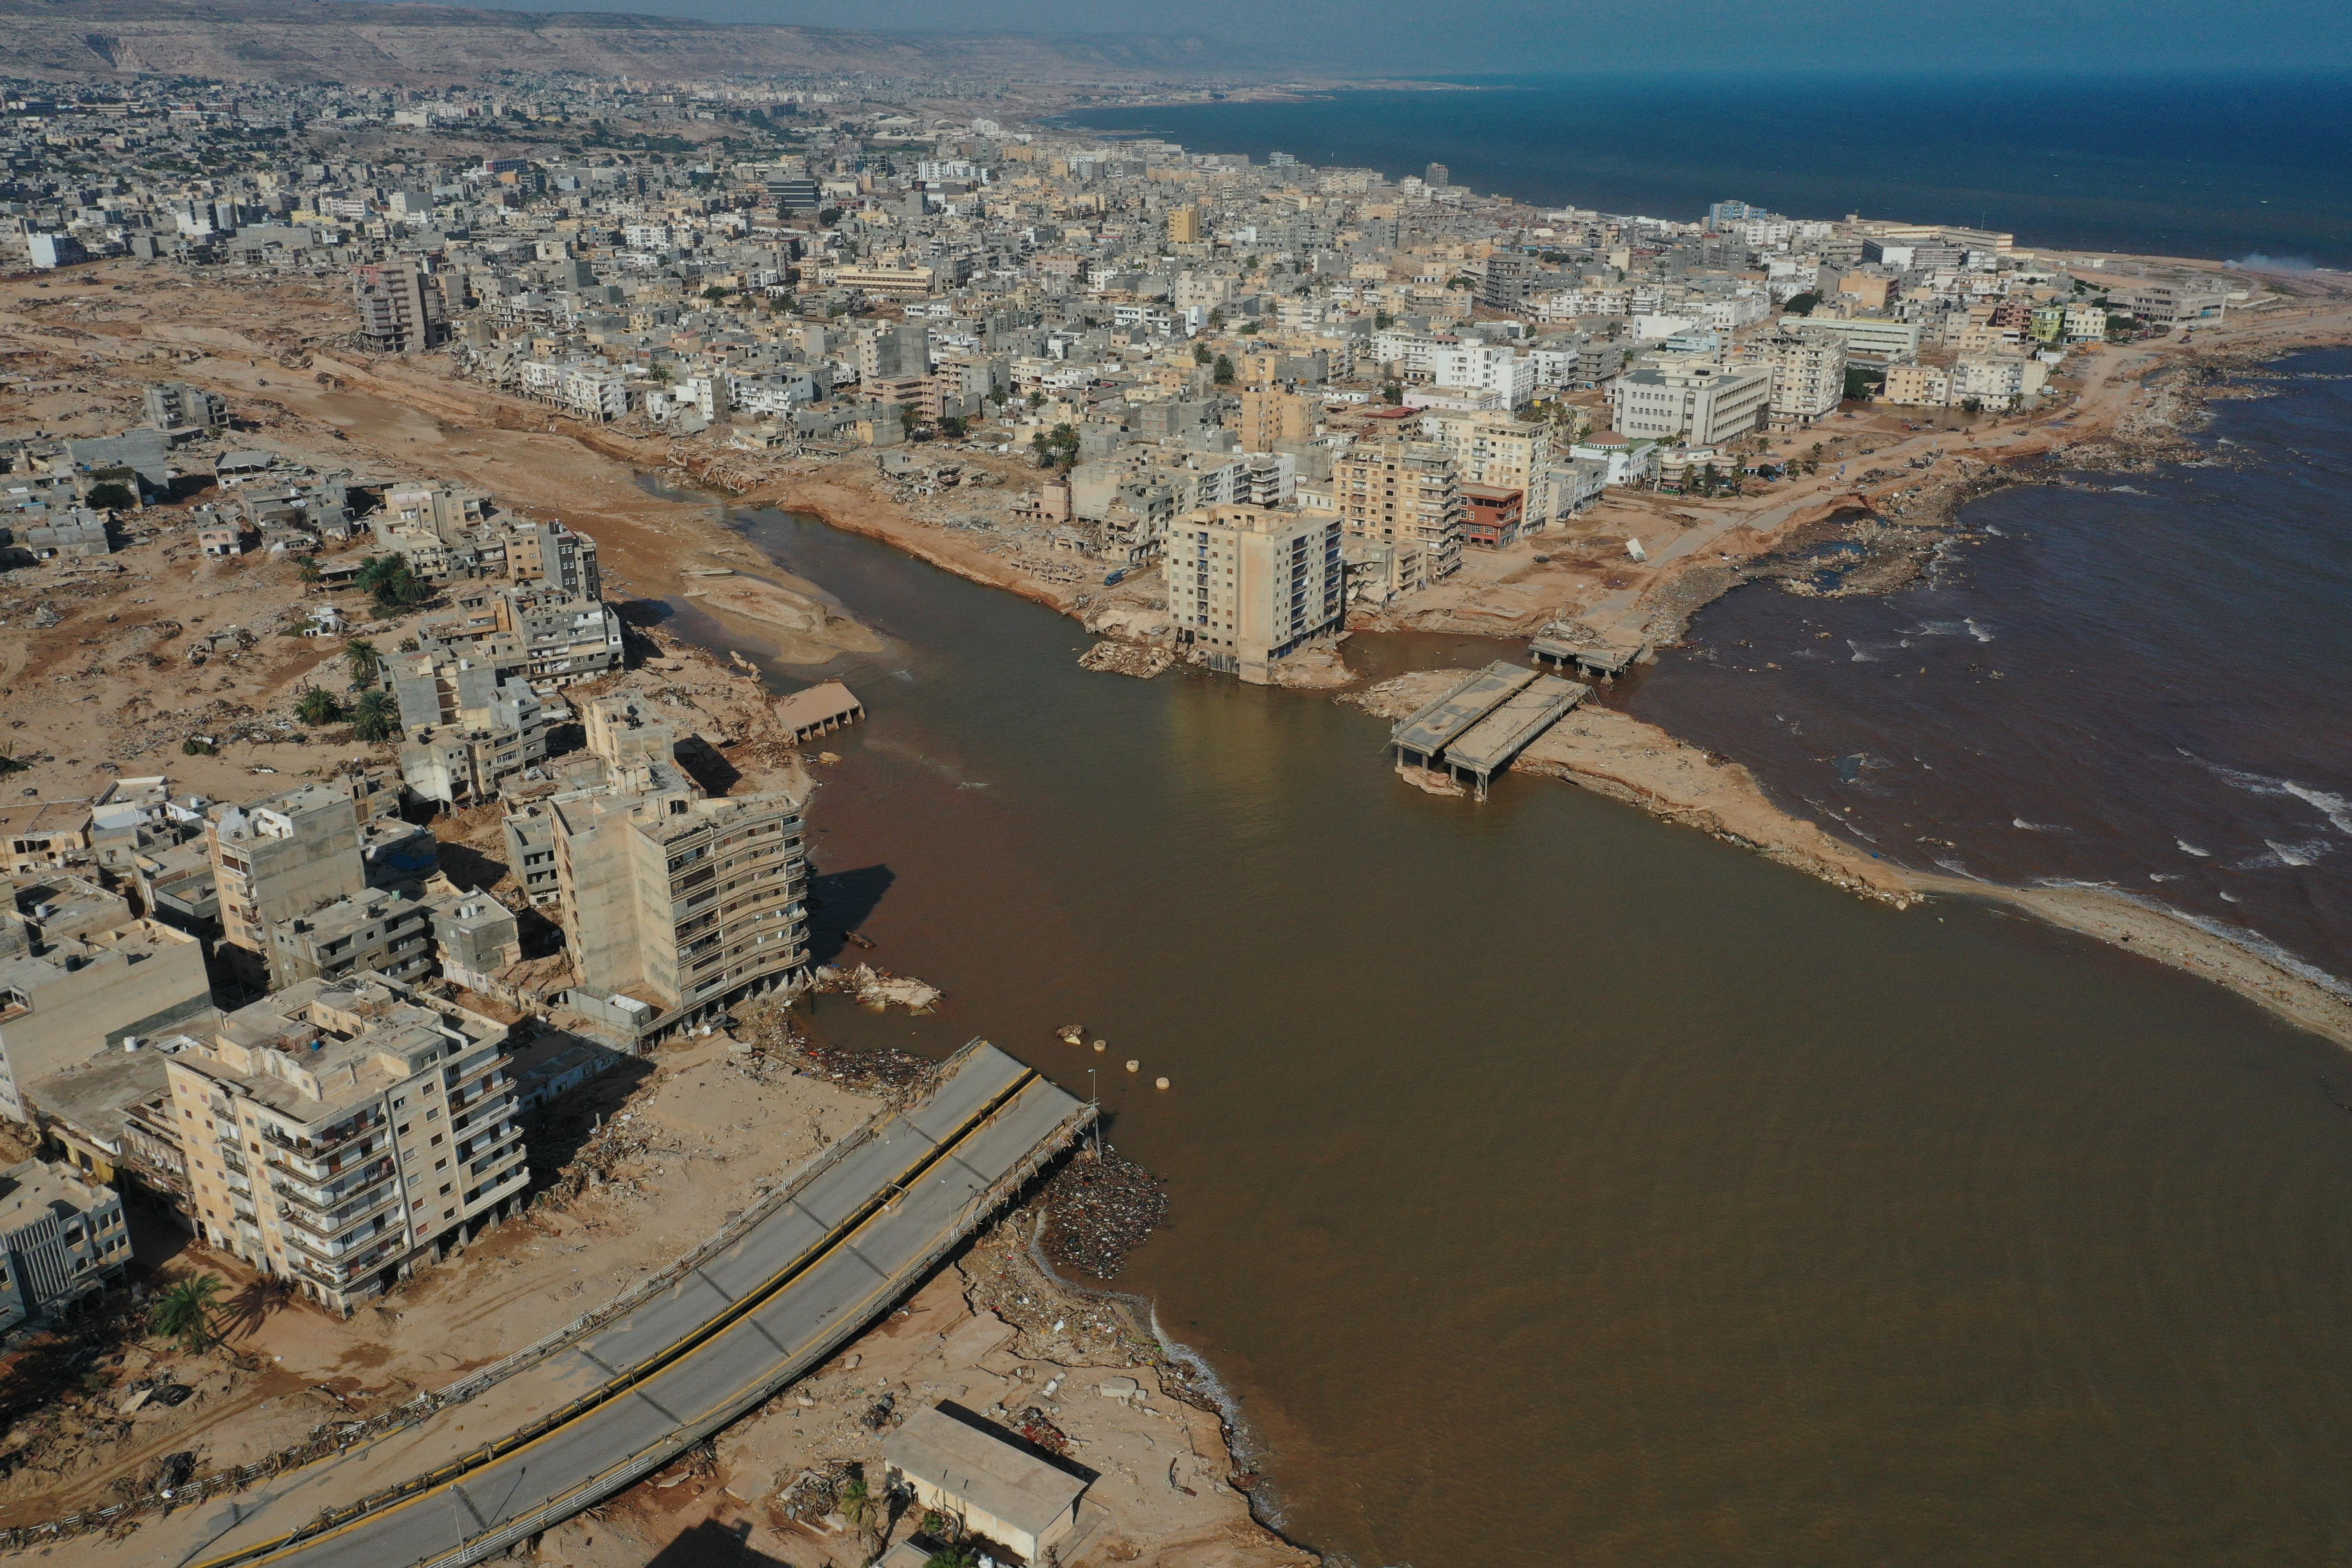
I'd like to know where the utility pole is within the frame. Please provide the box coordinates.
[1087,1068,1101,1161]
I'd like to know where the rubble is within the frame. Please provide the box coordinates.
[729,998,945,1102]
[1078,640,1173,679]
[1036,1142,1170,1281]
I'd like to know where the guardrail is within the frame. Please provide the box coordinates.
[414,1096,1096,1568]
[0,1040,993,1556]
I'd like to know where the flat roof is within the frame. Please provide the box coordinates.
[885,1405,1088,1537]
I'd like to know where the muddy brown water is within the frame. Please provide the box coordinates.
[654,491,2352,1568]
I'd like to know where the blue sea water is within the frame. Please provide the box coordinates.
[1063,70,2352,266]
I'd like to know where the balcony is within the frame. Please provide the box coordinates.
[276,1183,403,1250]
[268,1152,396,1209]
[260,1109,385,1168]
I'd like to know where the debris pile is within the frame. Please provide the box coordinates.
[773,1460,854,1524]
[730,999,944,1102]
[1011,1406,1072,1457]
[807,962,943,1013]
[1037,1143,1169,1280]
[1077,640,1172,680]
[538,1113,677,1208]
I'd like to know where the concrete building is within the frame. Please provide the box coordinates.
[1414,410,1553,513]
[352,260,449,354]
[209,783,369,983]
[427,890,522,994]
[393,665,547,805]
[0,802,92,874]
[1334,438,1464,582]
[883,1405,1089,1565]
[1167,503,1346,683]
[547,784,809,1028]
[1880,363,1953,407]
[1785,313,1920,364]
[0,1158,131,1331]
[1236,386,1314,453]
[505,518,602,600]
[1610,358,1772,445]
[143,381,228,434]
[412,585,624,691]
[266,886,434,987]
[0,920,212,1124]
[166,974,526,1312]
[1761,330,1848,428]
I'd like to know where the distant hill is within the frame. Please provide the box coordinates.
[0,0,1241,85]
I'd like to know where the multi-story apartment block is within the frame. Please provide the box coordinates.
[1167,504,1347,683]
[1236,386,1315,453]
[166,975,526,1313]
[505,518,602,601]
[351,260,448,354]
[413,584,624,690]
[266,886,434,988]
[142,381,228,434]
[1761,330,1849,428]
[209,782,367,983]
[548,785,809,1028]
[1334,439,1464,582]
[0,1158,131,1330]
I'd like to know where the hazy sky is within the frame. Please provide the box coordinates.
[438,0,2351,73]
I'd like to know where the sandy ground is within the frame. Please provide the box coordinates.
[0,268,1298,1562]
[1351,668,2352,1050]
[524,1232,1308,1568]
[0,1037,879,1527]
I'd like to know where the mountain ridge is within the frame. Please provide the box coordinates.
[0,0,1250,85]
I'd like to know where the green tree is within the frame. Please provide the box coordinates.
[152,1274,224,1354]
[925,1550,980,1568]
[839,1477,879,1549]
[296,688,343,726]
[1212,354,1235,386]
[1381,383,1403,405]
[1782,291,1822,316]
[357,556,430,612]
[1374,310,1394,331]
[293,553,322,584]
[85,481,135,511]
[937,415,966,438]
[349,689,401,743]
[343,638,380,688]
[701,285,731,301]
[1192,343,1213,365]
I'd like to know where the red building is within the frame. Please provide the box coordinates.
[1462,484,1524,549]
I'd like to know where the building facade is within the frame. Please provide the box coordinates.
[166,976,526,1313]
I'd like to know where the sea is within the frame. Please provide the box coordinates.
[1061,70,2352,268]
[641,368,2352,1564]
[1623,348,2352,995]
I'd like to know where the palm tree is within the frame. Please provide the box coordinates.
[296,688,343,726]
[343,637,379,688]
[348,689,401,743]
[152,1274,224,1353]
[839,1477,879,1548]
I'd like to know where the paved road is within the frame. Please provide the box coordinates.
[158,1043,1086,1568]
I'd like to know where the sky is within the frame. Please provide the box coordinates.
[424,0,2352,74]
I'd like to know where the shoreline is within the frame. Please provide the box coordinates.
[637,322,2352,1050]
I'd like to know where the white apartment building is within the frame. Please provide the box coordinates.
[1167,504,1347,684]
[1610,358,1773,445]
[1950,354,2048,409]
[1761,331,1848,427]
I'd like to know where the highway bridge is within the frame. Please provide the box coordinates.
[84,1042,1088,1568]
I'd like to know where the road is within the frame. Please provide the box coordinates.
[70,1043,1088,1568]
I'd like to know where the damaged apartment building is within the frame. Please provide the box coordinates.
[502,690,809,1041]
